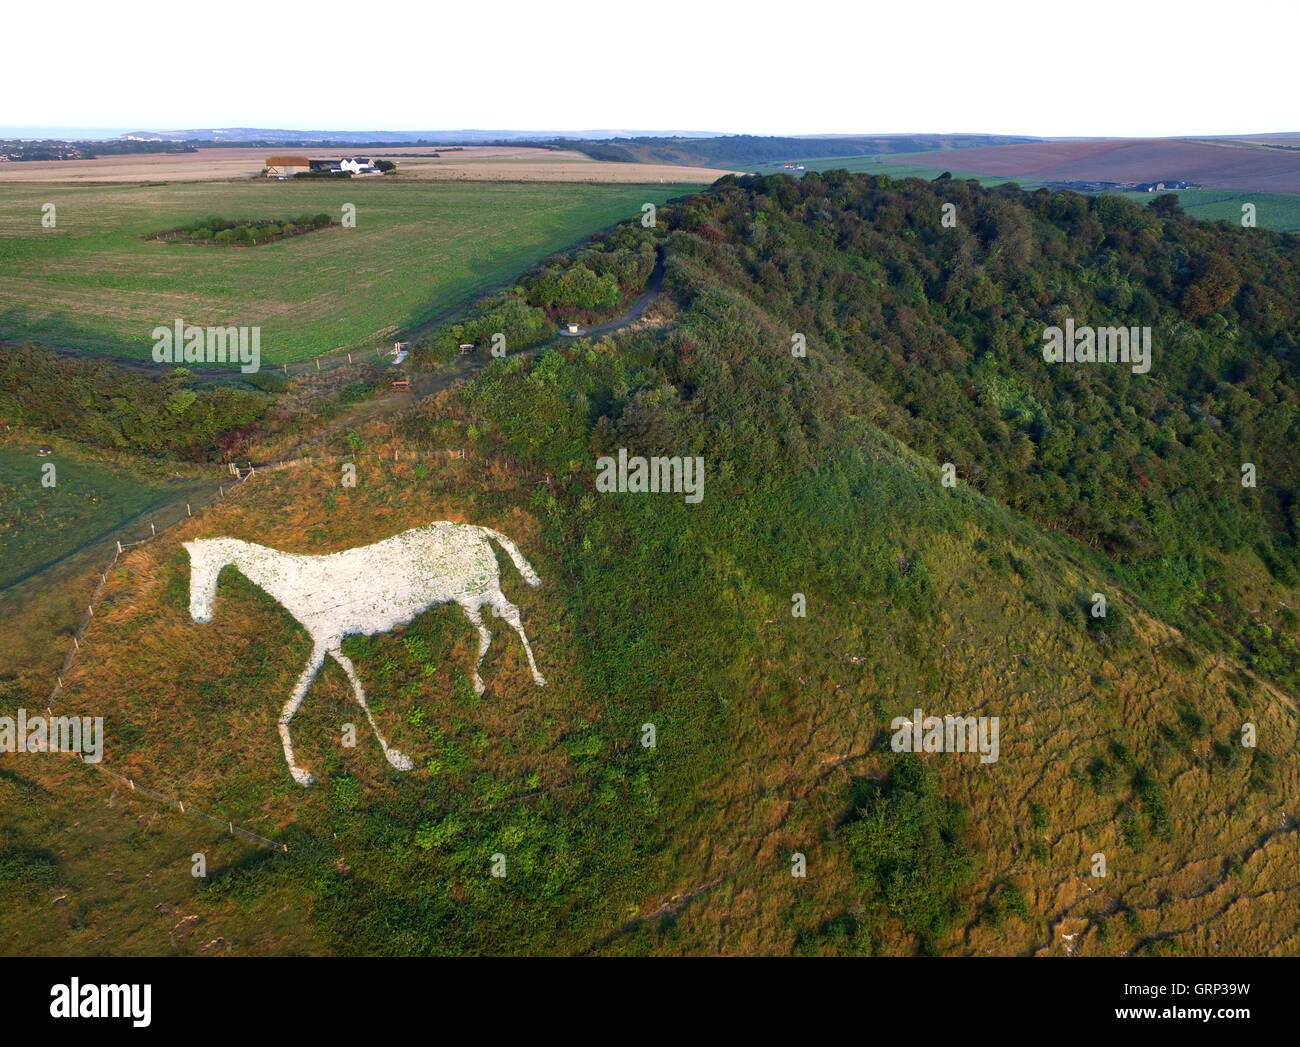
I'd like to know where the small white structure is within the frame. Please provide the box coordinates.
[339,156,375,174]
[566,323,580,335]
[458,342,475,354]
[391,341,410,365]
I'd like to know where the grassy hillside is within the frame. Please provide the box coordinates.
[3,170,1298,955]
[0,436,220,591]
[0,181,690,363]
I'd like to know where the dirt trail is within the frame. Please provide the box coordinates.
[1,254,666,597]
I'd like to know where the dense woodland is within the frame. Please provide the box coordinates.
[659,172,1300,685]
[419,171,1300,695]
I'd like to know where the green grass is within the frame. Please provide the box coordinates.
[0,442,180,587]
[1116,188,1300,231]
[745,151,1039,186]
[0,181,693,365]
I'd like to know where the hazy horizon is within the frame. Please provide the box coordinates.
[5,127,1299,143]
[12,0,1299,138]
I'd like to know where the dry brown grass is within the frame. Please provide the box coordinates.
[8,399,1300,956]
[49,409,576,836]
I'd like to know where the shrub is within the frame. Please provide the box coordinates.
[840,754,974,949]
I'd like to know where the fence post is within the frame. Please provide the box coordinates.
[150,521,156,536]
[117,540,122,553]
[316,359,320,371]
[187,503,191,516]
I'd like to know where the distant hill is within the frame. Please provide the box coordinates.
[106,128,726,145]
[886,137,1300,193]
[544,133,1042,167]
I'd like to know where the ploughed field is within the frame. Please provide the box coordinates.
[0,145,733,186]
[884,138,1300,193]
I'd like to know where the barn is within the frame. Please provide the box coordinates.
[265,155,311,178]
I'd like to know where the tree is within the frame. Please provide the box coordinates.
[1150,193,1183,218]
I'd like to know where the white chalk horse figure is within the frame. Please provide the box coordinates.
[184,522,546,786]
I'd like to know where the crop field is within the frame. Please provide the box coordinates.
[0,146,734,186]
[0,180,692,363]
[888,137,1300,193]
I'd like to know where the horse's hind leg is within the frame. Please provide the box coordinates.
[489,592,546,687]
[329,648,414,772]
[460,603,492,694]
[280,646,326,786]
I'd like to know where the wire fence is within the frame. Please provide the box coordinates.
[38,443,468,850]
[45,748,286,852]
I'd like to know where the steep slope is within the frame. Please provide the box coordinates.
[5,171,1298,955]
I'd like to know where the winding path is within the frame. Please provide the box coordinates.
[1,252,667,596]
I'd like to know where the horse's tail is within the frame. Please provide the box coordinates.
[479,527,542,587]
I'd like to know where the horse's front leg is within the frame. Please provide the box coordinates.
[279,645,326,786]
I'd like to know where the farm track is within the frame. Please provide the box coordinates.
[1,258,666,599]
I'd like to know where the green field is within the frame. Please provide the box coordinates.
[1116,188,1300,231]
[746,152,1039,186]
[0,181,692,364]
[0,441,192,588]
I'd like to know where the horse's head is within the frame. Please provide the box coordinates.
[182,540,223,623]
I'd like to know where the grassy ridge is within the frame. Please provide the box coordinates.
[0,181,691,363]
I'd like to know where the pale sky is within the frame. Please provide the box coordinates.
[10,0,1298,137]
